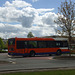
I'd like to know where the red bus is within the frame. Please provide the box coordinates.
[8,37,70,57]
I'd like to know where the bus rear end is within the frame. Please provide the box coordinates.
[8,38,16,56]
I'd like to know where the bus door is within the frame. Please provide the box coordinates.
[24,41,29,55]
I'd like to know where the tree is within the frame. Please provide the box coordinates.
[27,32,34,38]
[4,40,8,49]
[55,0,75,47]
[0,38,4,50]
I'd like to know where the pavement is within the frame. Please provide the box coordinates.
[0,53,75,73]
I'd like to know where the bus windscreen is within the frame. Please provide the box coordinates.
[8,39,15,45]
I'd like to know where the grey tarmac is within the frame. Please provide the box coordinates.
[0,53,75,73]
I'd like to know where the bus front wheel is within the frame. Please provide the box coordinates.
[30,51,35,57]
[56,50,61,55]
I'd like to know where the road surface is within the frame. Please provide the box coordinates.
[0,53,75,72]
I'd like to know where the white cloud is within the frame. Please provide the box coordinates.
[32,0,39,2]
[4,0,32,7]
[42,12,57,26]
[0,0,58,39]
[37,8,54,13]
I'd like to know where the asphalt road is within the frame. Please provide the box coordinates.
[0,53,75,72]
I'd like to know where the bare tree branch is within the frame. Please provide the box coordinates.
[55,0,75,45]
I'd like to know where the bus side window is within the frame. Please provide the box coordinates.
[47,41,55,48]
[24,41,28,48]
[16,41,27,49]
[28,41,37,48]
[38,41,47,48]
[55,41,63,47]
[63,41,68,47]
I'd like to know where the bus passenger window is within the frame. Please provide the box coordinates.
[16,41,27,49]
[47,41,55,48]
[63,41,68,47]
[55,41,63,47]
[28,41,37,48]
[38,41,47,48]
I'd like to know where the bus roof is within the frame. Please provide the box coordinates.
[9,37,68,41]
[15,37,55,41]
[53,38,68,41]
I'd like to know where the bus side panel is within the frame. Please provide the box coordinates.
[15,48,29,56]
[16,49,24,54]
[61,49,70,53]
[27,47,70,55]
[28,48,60,55]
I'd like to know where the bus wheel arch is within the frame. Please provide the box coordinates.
[56,49,62,55]
[29,50,35,57]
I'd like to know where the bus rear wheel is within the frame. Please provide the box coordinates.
[30,51,35,57]
[56,50,61,55]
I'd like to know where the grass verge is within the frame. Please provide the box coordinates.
[1,69,75,75]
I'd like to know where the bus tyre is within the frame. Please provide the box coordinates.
[56,50,61,56]
[30,51,35,57]
[23,55,26,57]
[49,54,52,56]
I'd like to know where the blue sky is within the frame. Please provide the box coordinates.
[0,0,74,38]
[1,0,74,13]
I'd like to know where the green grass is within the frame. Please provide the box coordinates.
[1,69,75,75]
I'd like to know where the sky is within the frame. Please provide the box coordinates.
[0,0,74,39]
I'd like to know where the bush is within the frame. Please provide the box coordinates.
[70,50,75,54]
